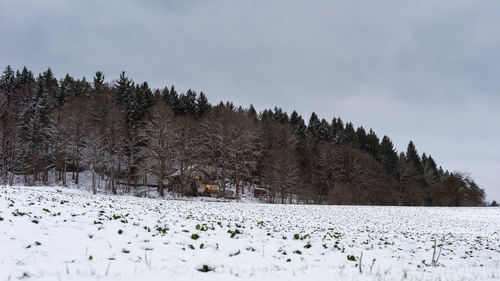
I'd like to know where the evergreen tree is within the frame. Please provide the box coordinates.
[75,77,91,97]
[273,107,289,124]
[247,104,258,121]
[115,72,135,123]
[260,109,273,122]
[290,110,306,136]
[15,66,35,89]
[93,71,105,91]
[0,65,15,102]
[307,112,321,138]
[426,155,439,176]
[160,86,169,101]
[225,101,235,110]
[331,117,345,144]
[134,82,154,120]
[58,74,75,106]
[365,129,380,160]
[406,141,423,174]
[116,72,134,106]
[379,136,398,177]
[344,122,357,146]
[195,92,210,118]
[179,89,197,116]
[355,126,367,150]
[166,85,180,113]
[318,119,331,141]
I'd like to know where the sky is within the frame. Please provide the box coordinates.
[1,0,499,201]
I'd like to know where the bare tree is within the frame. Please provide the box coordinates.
[59,97,88,185]
[83,125,106,194]
[199,107,233,191]
[261,123,300,203]
[171,115,201,195]
[397,152,425,206]
[0,91,24,186]
[0,90,7,183]
[138,102,175,197]
[228,113,261,197]
[103,107,126,194]
[46,108,71,186]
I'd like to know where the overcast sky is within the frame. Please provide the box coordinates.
[1,0,499,200]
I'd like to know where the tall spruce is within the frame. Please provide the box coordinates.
[379,136,398,177]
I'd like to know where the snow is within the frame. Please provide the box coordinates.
[1,185,499,281]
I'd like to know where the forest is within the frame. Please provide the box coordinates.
[0,66,486,206]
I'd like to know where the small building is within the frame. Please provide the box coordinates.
[253,187,267,198]
[197,181,220,196]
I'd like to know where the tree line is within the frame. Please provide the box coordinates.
[0,66,486,206]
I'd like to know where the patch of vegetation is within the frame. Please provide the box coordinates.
[197,264,214,272]
[229,250,241,257]
[12,209,26,216]
[156,226,168,233]
[227,229,241,238]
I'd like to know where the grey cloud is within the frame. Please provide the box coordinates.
[1,0,498,199]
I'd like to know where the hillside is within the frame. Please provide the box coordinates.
[0,66,486,206]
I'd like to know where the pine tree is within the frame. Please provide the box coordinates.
[165,85,180,113]
[406,141,423,174]
[331,117,345,144]
[365,129,380,160]
[15,67,35,89]
[290,110,306,136]
[318,119,331,141]
[307,112,321,138]
[115,72,135,123]
[272,107,289,124]
[355,126,367,150]
[134,82,154,120]
[116,72,133,105]
[196,92,210,118]
[247,104,258,121]
[379,136,398,177]
[58,74,75,106]
[179,89,197,116]
[0,65,15,102]
[426,155,439,176]
[344,122,357,146]
[93,71,105,91]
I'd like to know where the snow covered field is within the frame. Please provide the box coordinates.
[1,185,499,281]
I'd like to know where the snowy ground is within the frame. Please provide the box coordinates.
[1,185,499,281]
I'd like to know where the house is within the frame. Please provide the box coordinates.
[196,181,220,196]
